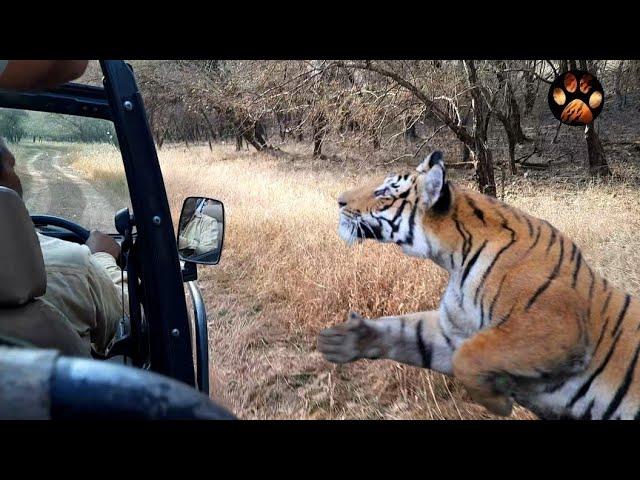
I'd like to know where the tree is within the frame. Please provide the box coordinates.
[577,60,611,177]
[126,59,624,184]
[312,112,327,157]
[522,60,541,115]
[330,60,499,196]
[585,122,610,176]
[463,60,497,196]
[491,61,530,174]
[0,109,28,143]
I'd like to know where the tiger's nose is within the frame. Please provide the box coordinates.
[337,193,347,208]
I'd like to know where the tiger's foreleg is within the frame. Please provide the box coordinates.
[317,310,455,375]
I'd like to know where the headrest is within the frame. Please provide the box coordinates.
[200,203,219,218]
[0,187,46,306]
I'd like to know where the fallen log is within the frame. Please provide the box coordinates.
[445,162,475,170]
[520,163,549,170]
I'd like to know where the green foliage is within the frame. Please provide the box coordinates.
[0,109,28,142]
[0,108,117,145]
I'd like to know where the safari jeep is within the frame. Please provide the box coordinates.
[0,60,234,419]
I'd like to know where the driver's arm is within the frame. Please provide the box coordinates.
[84,231,129,354]
[0,60,88,89]
[87,253,129,354]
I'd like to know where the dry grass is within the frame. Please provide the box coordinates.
[64,141,640,420]
[68,143,130,201]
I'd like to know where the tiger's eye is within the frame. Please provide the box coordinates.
[564,73,577,93]
[589,90,603,109]
[580,74,593,94]
[553,88,566,105]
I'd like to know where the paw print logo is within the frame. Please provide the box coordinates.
[548,70,604,126]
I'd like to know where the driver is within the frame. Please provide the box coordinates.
[0,136,126,356]
[178,198,220,258]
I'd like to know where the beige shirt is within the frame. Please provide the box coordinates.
[36,233,128,354]
[178,214,219,255]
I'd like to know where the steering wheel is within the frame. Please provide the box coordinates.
[31,215,91,243]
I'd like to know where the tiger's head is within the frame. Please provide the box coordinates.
[337,150,451,259]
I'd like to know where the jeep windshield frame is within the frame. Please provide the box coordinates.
[0,61,196,388]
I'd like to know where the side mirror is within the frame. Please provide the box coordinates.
[177,197,225,265]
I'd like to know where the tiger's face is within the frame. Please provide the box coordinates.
[337,172,419,245]
[337,151,450,258]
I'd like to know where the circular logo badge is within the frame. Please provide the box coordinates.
[548,70,604,126]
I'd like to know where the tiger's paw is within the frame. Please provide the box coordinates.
[466,388,514,417]
[317,311,383,364]
[550,71,604,125]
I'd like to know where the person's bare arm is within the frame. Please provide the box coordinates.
[0,60,88,89]
[85,230,121,260]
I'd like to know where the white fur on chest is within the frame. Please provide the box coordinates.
[438,290,478,348]
[438,260,491,340]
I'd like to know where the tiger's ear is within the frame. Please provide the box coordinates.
[417,150,444,174]
[417,151,447,209]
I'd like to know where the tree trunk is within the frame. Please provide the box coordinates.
[585,123,611,177]
[523,66,539,116]
[615,60,625,109]
[312,113,327,157]
[234,121,266,152]
[496,62,528,144]
[507,81,527,144]
[472,141,497,196]
[404,115,418,142]
[494,110,518,175]
[581,62,611,177]
[276,111,288,142]
[158,128,167,150]
[200,108,219,145]
[253,121,268,149]
[464,60,497,197]
[460,142,471,162]
[560,60,569,73]
[459,110,472,162]
[501,122,517,175]
[241,131,263,151]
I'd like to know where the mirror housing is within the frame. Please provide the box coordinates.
[177,197,224,265]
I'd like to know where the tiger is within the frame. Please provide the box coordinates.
[317,150,640,419]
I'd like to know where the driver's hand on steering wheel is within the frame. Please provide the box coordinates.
[85,230,121,261]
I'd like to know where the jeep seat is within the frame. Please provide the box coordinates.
[0,186,87,356]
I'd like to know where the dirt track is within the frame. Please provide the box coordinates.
[19,144,118,232]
